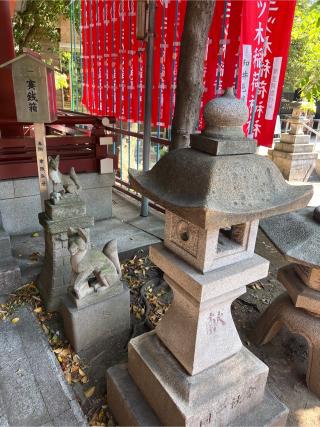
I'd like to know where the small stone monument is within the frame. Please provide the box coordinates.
[268,101,317,181]
[107,88,313,426]
[60,227,130,354]
[38,157,94,311]
[0,211,21,295]
[255,206,320,397]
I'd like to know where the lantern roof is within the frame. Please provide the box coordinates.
[129,89,313,229]
[261,208,320,268]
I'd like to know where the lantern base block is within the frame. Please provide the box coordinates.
[107,332,288,427]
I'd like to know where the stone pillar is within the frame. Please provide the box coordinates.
[269,102,317,181]
[37,196,94,311]
[105,89,309,426]
[0,211,21,295]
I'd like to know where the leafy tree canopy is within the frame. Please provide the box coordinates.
[285,0,320,100]
[13,0,70,54]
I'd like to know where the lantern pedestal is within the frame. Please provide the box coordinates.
[150,244,268,374]
[107,246,288,426]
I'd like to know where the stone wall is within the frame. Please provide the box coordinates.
[0,172,114,235]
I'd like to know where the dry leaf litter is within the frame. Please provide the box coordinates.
[0,254,172,426]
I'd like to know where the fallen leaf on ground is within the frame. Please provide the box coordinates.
[31,232,40,237]
[81,375,89,384]
[29,252,41,262]
[79,368,86,377]
[65,372,72,384]
[11,317,20,324]
[84,386,95,398]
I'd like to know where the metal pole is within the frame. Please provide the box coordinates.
[140,0,155,217]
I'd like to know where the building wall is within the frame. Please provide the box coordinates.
[0,172,115,235]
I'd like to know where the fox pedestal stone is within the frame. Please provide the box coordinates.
[38,195,94,311]
[61,228,130,355]
[107,89,312,426]
[256,207,320,397]
[61,282,130,355]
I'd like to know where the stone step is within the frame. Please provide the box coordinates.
[107,363,288,427]
[0,307,87,426]
[0,258,21,295]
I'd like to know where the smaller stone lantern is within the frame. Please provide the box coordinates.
[255,207,320,397]
[268,101,317,181]
[107,89,313,427]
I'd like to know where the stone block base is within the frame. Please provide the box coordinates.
[107,363,287,426]
[0,258,21,295]
[61,283,130,354]
[107,332,287,426]
[269,150,317,181]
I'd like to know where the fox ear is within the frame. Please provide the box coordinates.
[48,156,52,162]
[77,228,87,243]
[55,154,60,162]
[67,227,76,237]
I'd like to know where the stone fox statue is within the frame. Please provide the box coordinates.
[48,155,82,194]
[67,227,122,300]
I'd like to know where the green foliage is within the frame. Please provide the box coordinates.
[285,0,320,100]
[60,51,71,74]
[301,99,317,114]
[13,0,70,54]
[55,71,68,90]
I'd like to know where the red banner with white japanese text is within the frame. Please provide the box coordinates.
[255,1,296,145]
[237,0,296,145]
[80,0,296,147]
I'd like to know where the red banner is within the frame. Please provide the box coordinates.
[253,0,296,145]
[80,0,296,147]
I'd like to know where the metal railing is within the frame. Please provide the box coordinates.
[280,116,320,143]
[101,120,170,213]
[103,121,170,184]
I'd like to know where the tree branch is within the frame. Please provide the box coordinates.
[170,1,216,151]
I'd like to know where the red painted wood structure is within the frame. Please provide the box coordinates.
[0,1,117,181]
[0,111,117,180]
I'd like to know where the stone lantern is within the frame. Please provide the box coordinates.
[256,206,320,397]
[268,101,317,181]
[107,88,313,426]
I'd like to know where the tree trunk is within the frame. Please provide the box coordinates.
[170,1,215,151]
